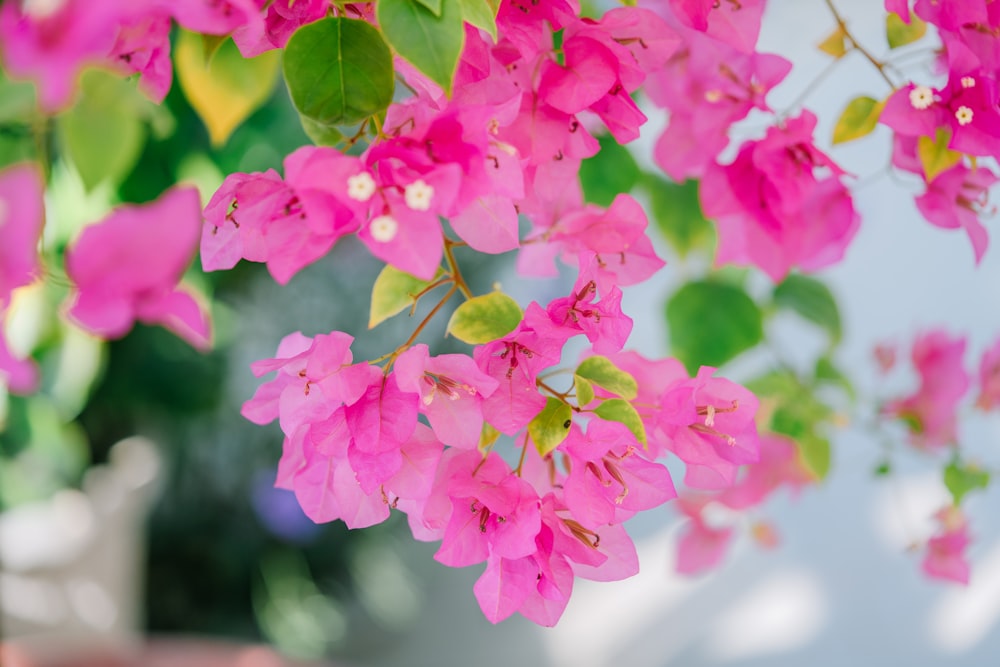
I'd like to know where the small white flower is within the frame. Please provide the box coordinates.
[369,215,398,243]
[961,76,976,89]
[956,105,974,126]
[404,179,434,211]
[909,85,934,110]
[346,172,376,202]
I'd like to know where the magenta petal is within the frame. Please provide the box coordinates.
[450,195,521,254]
[0,332,39,394]
[136,288,211,350]
[0,163,45,303]
[474,555,538,624]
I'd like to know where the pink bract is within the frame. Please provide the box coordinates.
[64,186,211,350]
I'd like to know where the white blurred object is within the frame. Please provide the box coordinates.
[0,436,161,648]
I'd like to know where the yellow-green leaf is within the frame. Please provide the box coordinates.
[818,26,848,58]
[479,422,501,453]
[799,434,831,481]
[457,0,498,42]
[175,31,281,146]
[529,398,573,456]
[446,290,523,344]
[57,69,146,191]
[574,356,638,401]
[594,398,647,447]
[886,12,927,49]
[917,128,963,182]
[832,95,885,144]
[369,265,443,329]
[576,377,595,407]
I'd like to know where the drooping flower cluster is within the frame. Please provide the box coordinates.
[880,0,1000,261]
[3,0,998,628]
[876,328,1000,584]
[243,318,763,623]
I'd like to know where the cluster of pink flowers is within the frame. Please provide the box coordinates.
[882,0,1000,261]
[878,329,1000,584]
[647,0,860,281]
[2,0,998,624]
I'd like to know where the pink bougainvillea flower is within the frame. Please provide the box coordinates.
[0,0,124,111]
[473,306,564,434]
[560,420,676,529]
[0,332,38,394]
[922,506,972,585]
[674,495,735,575]
[658,366,761,489]
[0,164,44,307]
[915,162,997,263]
[975,337,1000,410]
[233,0,329,57]
[700,111,860,281]
[542,263,633,355]
[0,163,44,394]
[881,53,1000,161]
[884,330,970,449]
[64,186,211,349]
[394,344,499,450]
[160,0,263,37]
[107,11,173,103]
[667,0,766,53]
[648,31,791,181]
[718,433,813,510]
[201,147,359,284]
[434,450,542,568]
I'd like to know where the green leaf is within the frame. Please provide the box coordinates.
[574,356,638,400]
[579,134,640,206]
[773,274,842,344]
[57,70,146,191]
[283,17,394,128]
[832,95,884,145]
[369,265,442,329]
[917,128,963,182]
[817,26,847,58]
[529,398,573,456]
[799,434,831,481]
[594,398,647,447]
[644,176,714,257]
[377,0,465,94]
[886,12,927,49]
[771,398,832,441]
[874,461,892,476]
[415,0,443,15]
[201,33,229,62]
[299,117,344,147]
[479,422,501,453]
[176,31,281,146]
[943,461,990,505]
[815,355,855,399]
[666,280,763,374]
[576,377,595,407]
[446,291,523,344]
[0,72,35,125]
[457,0,498,41]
